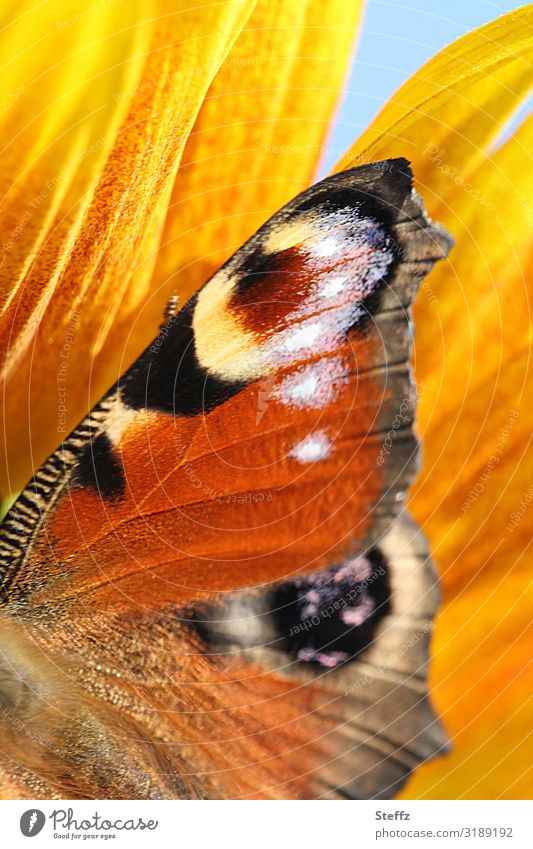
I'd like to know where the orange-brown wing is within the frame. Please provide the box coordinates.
[0,159,451,799]
[183,512,449,800]
[0,514,448,799]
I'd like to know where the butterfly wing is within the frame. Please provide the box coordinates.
[186,512,448,800]
[0,158,451,798]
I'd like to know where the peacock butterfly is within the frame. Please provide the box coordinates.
[0,158,452,800]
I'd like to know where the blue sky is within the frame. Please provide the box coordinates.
[322,0,529,174]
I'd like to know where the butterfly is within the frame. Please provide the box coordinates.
[0,158,452,800]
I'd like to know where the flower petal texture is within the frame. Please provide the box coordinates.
[336,7,533,799]
[152,1,364,307]
[0,0,530,801]
[0,0,362,500]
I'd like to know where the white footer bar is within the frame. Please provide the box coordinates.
[3,799,531,848]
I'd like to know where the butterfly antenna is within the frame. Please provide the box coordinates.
[163,293,180,322]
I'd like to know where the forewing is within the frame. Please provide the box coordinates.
[0,158,451,798]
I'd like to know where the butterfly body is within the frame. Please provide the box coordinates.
[0,159,452,799]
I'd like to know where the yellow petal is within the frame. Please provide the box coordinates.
[328,14,533,798]
[0,0,362,499]
[335,5,533,209]
[332,7,532,800]
[399,116,533,800]
[407,558,532,799]
[0,0,256,497]
[150,0,364,309]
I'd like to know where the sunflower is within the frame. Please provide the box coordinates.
[0,1,531,800]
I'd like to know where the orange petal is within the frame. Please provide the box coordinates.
[399,115,533,800]
[0,0,362,500]
[0,0,256,497]
[408,560,532,799]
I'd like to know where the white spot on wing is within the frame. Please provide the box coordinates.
[104,395,139,445]
[319,276,346,298]
[310,234,339,258]
[275,358,347,410]
[285,372,318,403]
[283,321,322,352]
[290,430,332,464]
